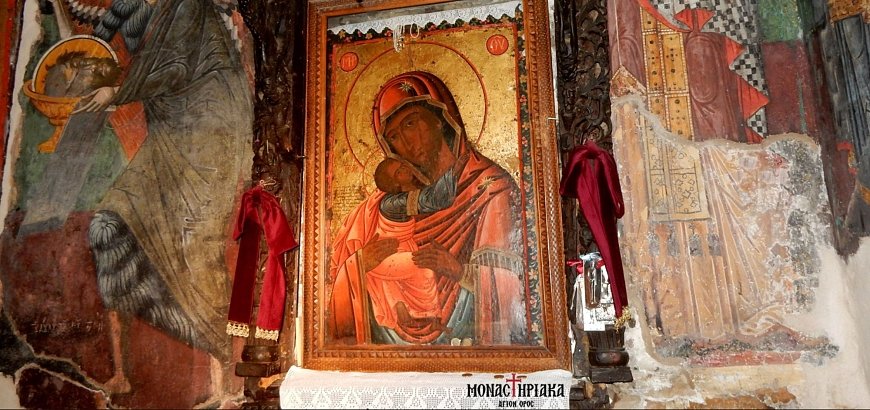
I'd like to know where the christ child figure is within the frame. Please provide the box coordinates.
[365,157,458,332]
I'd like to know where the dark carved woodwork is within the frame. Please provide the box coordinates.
[555,0,612,152]
[556,0,609,260]
[236,0,307,407]
[555,0,632,387]
[587,328,628,367]
[237,0,307,184]
[242,344,282,362]
[587,326,632,384]
[235,361,282,378]
[240,378,282,410]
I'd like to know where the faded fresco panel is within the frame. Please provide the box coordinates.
[1,0,254,406]
[615,101,835,366]
[610,0,836,368]
[641,123,708,221]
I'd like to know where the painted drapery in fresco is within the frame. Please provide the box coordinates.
[1,0,254,405]
[815,3,870,236]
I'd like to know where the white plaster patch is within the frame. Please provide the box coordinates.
[0,374,22,409]
[612,308,806,408]
[785,239,870,408]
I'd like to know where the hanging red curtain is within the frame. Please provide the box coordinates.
[560,140,628,317]
[227,185,298,341]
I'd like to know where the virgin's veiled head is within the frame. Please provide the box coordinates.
[372,71,467,184]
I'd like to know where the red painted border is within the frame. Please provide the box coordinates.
[0,0,16,184]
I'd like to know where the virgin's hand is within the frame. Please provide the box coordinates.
[72,86,118,113]
[412,242,462,280]
[360,233,398,272]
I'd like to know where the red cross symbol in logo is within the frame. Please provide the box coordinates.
[506,373,522,397]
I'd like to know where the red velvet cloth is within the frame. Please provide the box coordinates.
[559,141,628,317]
[228,186,298,334]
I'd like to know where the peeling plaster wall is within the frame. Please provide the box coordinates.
[790,240,870,408]
[603,0,870,406]
[609,96,870,409]
[611,240,870,408]
[842,240,870,393]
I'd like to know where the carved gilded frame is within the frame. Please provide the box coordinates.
[301,0,570,372]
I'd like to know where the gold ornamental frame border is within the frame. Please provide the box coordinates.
[301,0,570,373]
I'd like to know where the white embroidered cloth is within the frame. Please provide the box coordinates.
[327,0,521,35]
[280,366,572,409]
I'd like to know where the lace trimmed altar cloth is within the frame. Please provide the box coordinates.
[280,366,572,409]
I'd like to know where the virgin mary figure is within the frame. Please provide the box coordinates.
[327,71,528,346]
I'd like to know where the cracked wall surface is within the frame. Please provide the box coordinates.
[605,0,870,407]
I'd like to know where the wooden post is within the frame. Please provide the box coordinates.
[235,0,307,407]
[554,0,633,388]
